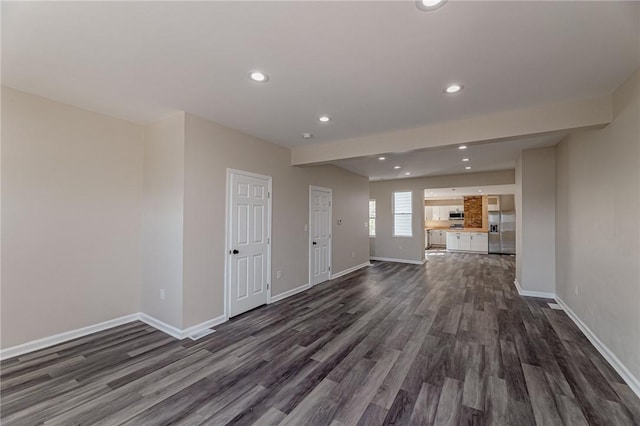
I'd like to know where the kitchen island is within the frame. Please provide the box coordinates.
[425,227,489,254]
[446,229,488,254]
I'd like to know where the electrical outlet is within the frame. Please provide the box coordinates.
[276,270,282,279]
[352,252,355,258]
[304,224,308,232]
[575,286,579,295]
[160,289,165,300]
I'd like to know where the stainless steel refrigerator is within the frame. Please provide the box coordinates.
[488,210,516,254]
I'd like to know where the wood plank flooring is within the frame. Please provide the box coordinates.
[2,253,639,425]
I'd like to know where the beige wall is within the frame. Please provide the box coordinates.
[498,194,515,211]
[556,69,640,381]
[516,146,556,294]
[141,113,185,329]
[183,113,370,328]
[515,156,523,284]
[0,93,369,346]
[370,170,515,262]
[424,199,464,207]
[1,88,144,348]
[292,95,612,165]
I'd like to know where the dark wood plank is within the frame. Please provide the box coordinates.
[1,255,638,426]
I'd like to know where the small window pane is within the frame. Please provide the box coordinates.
[369,200,376,237]
[393,191,412,237]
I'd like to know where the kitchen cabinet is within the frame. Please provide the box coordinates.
[428,206,462,221]
[446,232,457,249]
[470,233,488,252]
[447,232,470,250]
[430,207,444,220]
[446,231,488,253]
[428,229,446,246]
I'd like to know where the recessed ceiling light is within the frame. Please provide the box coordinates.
[303,133,313,139]
[416,0,447,11]
[405,172,411,176]
[318,116,331,122]
[393,166,401,169]
[378,156,386,161]
[465,166,472,170]
[445,84,463,94]
[478,190,483,193]
[458,145,468,150]
[462,158,470,162]
[249,71,268,82]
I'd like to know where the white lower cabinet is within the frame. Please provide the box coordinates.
[470,233,488,252]
[446,232,457,249]
[447,232,488,253]
[427,230,446,247]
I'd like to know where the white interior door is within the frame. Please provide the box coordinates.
[309,186,332,286]
[227,170,271,317]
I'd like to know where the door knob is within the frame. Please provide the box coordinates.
[312,241,317,245]
[231,249,239,254]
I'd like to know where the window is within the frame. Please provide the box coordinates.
[393,191,412,237]
[369,200,376,237]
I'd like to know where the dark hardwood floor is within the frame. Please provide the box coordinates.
[2,253,639,425]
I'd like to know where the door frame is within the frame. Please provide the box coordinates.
[308,185,333,286]
[225,168,273,320]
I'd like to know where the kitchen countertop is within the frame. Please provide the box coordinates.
[426,227,488,233]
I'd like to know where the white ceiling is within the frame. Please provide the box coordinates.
[3,1,639,148]
[424,185,515,200]
[332,133,564,180]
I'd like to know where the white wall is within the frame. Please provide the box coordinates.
[183,113,369,328]
[515,146,556,294]
[556,69,640,382]
[1,88,144,348]
[141,113,185,329]
[370,170,515,262]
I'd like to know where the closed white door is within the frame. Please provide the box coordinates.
[227,170,271,317]
[310,186,332,286]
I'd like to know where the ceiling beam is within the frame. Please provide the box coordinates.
[291,94,612,165]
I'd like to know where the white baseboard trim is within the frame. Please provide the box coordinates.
[0,313,139,361]
[370,257,427,265]
[270,283,311,304]
[555,297,640,399]
[331,262,371,280]
[0,311,231,360]
[181,314,227,339]
[514,279,556,299]
[138,313,183,340]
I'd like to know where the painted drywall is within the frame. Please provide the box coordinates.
[499,194,515,211]
[292,95,612,165]
[370,170,515,262]
[424,199,464,207]
[1,88,143,348]
[556,69,640,381]
[516,147,556,294]
[141,113,186,329]
[515,156,523,284]
[182,113,369,328]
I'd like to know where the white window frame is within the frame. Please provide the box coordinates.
[369,199,376,237]
[393,190,413,238]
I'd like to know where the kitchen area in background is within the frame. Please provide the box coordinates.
[425,185,516,255]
